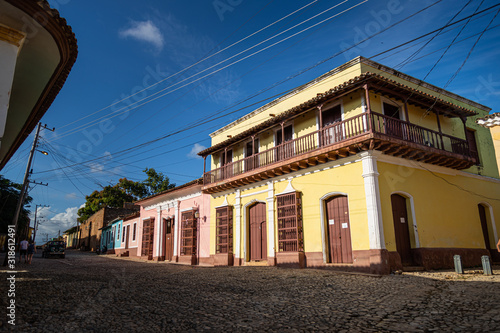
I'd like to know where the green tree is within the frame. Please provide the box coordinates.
[77,168,175,222]
[0,175,33,235]
[141,168,176,197]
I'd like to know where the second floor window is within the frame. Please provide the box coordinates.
[133,223,137,241]
[220,149,233,166]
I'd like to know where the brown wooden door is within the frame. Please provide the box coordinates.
[325,195,353,263]
[478,204,491,250]
[164,218,174,261]
[249,202,267,261]
[466,129,480,164]
[276,125,293,161]
[125,225,130,249]
[391,194,413,265]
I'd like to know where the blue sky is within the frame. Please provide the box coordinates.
[3,0,499,241]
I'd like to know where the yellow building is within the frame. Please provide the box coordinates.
[198,57,500,274]
[477,113,500,170]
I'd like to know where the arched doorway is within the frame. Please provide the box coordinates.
[248,202,267,261]
[391,194,413,266]
[324,195,352,263]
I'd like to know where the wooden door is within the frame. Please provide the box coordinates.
[164,218,174,261]
[478,204,491,250]
[125,225,130,249]
[276,125,293,161]
[325,195,353,263]
[322,105,342,145]
[383,102,403,139]
[249,202,267,261]
[391,194,413,265]
[466,129,480,164]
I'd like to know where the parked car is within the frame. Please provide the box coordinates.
[42,241,66,258]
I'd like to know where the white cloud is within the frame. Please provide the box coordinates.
[119,20,164,50]
[188,143,206,159]
[65,192,78,200]
[33,206,80,242]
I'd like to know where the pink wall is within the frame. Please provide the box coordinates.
[136,187,211,264]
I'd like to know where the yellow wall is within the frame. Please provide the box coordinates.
[378,161,500,251]
[209,161,369,258]
[491,126,500,171]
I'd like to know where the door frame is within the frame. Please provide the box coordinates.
[479,202,498,248]
[243,199,267,262]
[390,192,419,266]
[391,192,419,248]
[319,192,349,264]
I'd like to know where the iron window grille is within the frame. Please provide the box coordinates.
[180,211,197,256]
[276,192,303,252]
[216,206,233,254]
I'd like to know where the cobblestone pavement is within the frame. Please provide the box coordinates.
[1,250,500,332]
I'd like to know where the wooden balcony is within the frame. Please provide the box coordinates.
[202,112,475,193]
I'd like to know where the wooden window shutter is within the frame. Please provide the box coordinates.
[276,192,303,252]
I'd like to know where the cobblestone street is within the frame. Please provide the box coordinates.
[1,250,500,332]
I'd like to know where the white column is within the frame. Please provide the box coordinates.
[266,181,275,258]
[360,151,385,249]
[234,190,242,259]
[173,201,180,256]
[0,27,25,141]
[156,206,162,258]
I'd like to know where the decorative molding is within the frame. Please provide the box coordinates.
[276,180,296,196]
[266,182,275,258]
[0,24,25,47]
[144,192,202,210]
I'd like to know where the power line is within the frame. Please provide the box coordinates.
[55,0,319,132]
[49,1,368,141]
[35,0,454,175]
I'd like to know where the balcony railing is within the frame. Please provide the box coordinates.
[203,112,471,185]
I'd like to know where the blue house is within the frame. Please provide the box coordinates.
[100,218,123,254]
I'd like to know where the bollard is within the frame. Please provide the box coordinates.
[481,256,493,275]
[453,255,463,274]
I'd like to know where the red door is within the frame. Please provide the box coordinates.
[391,194,413,265]
[249,202,267,261]
[164,218,174,261]
[325,195,353,263]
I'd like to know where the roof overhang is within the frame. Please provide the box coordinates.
[0,0,78,169]
[135,178,203,207]
[476,112,500,127]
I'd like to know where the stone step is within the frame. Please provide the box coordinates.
[244,261,268,266]
[402,266,425,272]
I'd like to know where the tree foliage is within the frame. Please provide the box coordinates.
[0,175,32,235]
[77,168,175,222]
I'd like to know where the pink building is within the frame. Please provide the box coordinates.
[135,179,211,265]
[114,212,140,257]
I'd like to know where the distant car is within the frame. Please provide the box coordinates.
[42,241,66,259]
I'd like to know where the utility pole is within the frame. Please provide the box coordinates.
[32,204,49,244]
[11,123,42,236]
[3,122,53,266]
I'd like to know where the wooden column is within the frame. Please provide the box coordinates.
[251,135,255,169]
[435,110,444,150]
[460,116,471,156]
[317,104,323,147]
[364,84,372,132]
[203,156,206,175]
[403,102,410,122]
